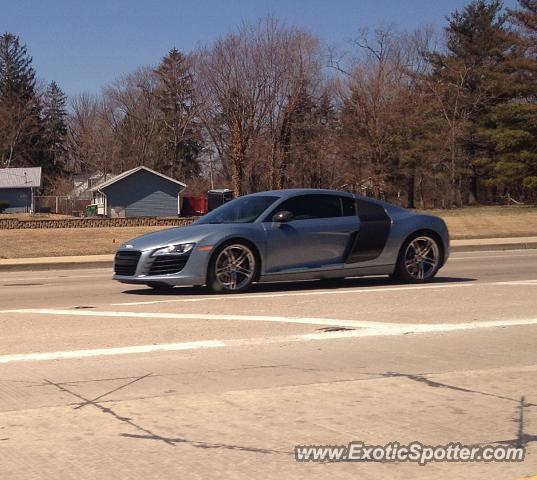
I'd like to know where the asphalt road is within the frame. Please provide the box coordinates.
[1,250,537,479]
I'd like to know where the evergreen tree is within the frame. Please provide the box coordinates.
[472,0,537,202]
[482,103,537,201]
[41,81,68,178]
[508,0,537,100]
[508,0,537,30]
[311,90,338,188]
[0,33,36,101]
[0,33,42,168]
[427,1,515,204]
[437,0,513,101]
[509,0,537,43]
[479,0,537,201]
[154,48,201,179]
[285,85,317,188]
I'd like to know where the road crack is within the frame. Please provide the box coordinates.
[43,376,286,454]
[381,371,537,407]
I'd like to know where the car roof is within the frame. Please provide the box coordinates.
[246,188,356,199]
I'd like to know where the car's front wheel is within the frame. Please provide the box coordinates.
[208,242,258,293]
[392,234,442,283]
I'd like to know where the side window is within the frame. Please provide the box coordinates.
[273,194,342,220]
[341,197,356,216]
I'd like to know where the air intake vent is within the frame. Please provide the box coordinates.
[148,254,190,276]
[114,250,141,276]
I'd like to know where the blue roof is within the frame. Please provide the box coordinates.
[0,167,42,189]
[90,166,186,192]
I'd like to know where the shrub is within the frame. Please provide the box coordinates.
[0,200,9,213]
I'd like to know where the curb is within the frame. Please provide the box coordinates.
[0,259,113,272]
[1,242,536,272]
[450,242,537,253]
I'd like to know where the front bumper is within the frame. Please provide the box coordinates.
[113,248,211,286]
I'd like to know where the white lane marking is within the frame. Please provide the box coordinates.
[396,317,537,332]
[0,308,394,329]
[0,340,225,364]
[1,316,537,364]
[110,283,474,306]
[499,279,537,284]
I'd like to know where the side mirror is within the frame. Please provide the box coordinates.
[272,211,294,223]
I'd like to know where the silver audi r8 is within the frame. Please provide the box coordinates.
[113,189,450,293]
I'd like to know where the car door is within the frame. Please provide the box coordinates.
[262,194,359,273]
[344,198,392,265]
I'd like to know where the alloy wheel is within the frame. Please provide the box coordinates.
[403,236,440,280]
[214,244,256,291]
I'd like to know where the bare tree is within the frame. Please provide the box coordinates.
[260,23,323,189]
[337,28,412,198]
[103,67,160,171]
[197,22,269,196]
[68,93,120,175]
[154,48,202,179]
[0,97,41,168]
[197,18,323,196]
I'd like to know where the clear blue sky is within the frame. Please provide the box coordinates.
[1,0,519,98]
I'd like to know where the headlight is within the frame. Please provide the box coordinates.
[151,243,195,257]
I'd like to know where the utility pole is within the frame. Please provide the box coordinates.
[202,146,215,190]
[209,149,214,190]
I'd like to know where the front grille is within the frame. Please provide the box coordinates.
[148,254,190,276]
[114,250,141,276]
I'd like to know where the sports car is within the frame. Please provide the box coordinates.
[113,189,450,293]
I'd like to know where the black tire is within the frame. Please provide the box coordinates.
[207,241,259,294]
[391,233,442,283]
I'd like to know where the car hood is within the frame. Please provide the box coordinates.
[119,224,223,251]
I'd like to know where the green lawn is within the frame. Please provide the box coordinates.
[426,205,537,239]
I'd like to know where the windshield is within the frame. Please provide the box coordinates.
[196,195,279,224]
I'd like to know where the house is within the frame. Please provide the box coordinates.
[71,171,113,200]
[90,166,187,217]
[0,167,42,213]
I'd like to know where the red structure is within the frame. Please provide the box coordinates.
[181,196,208,216]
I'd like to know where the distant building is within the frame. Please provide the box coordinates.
[0,167,42,213]
[71,171,113,200]
[90,166,187,217]
[207,188,233,211]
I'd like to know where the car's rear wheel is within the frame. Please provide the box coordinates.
[208,242,258,293]
[392,234,442,283]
